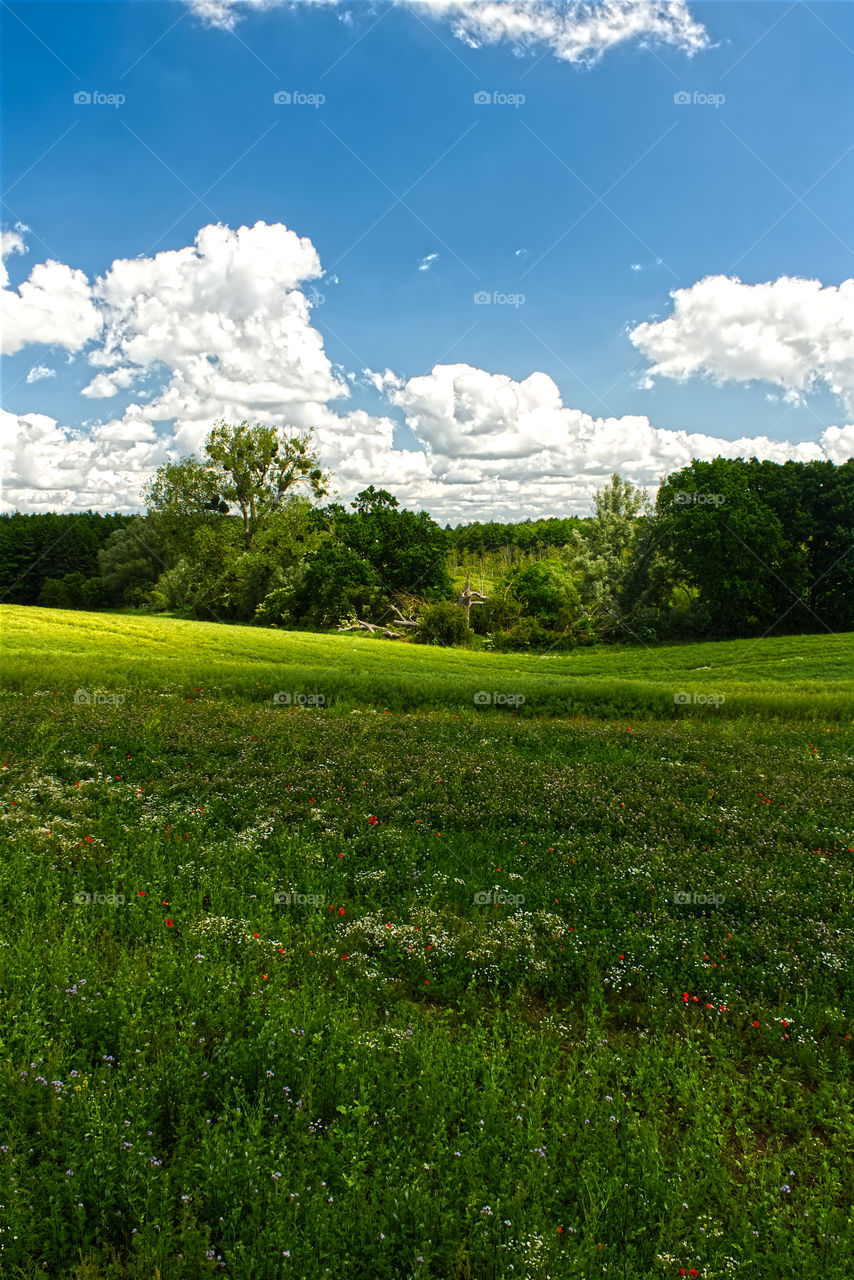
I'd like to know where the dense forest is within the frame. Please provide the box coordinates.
[1,421,852,648]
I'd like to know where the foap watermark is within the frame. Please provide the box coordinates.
[74,891,125,906]
[74,689,125,706]
[474,691,525,707]
[272,691,326,707]
[673,890,725,907]
[473,90,526,108]
[74,90,125,107]
[674,90,725,108]
[274,891,323,906]
[474,290,525,308]
[673,491,725,506]
[473,890,526,906]
[674,691,725,708]
[274,90,325,107]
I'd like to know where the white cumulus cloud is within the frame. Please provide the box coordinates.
[1,227,29,286]
[630,274,854,417]
[1,237,102,356]
[382,361,832,520]
[3,225,851,521]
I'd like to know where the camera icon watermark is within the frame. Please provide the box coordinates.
[674,691,725,708]
[474,691,525,707]
[272,691,326,707]
[74,891,125,906]
[674,90,725,108]
[673,890,725,906]
[672,491,725,506]
[273,90,325,107]
[473,290,525,307]
[473,90,525,108]
[473,890,526,906]
[73,688,126,706]
[73,90,125,107]
[274,891,323,905]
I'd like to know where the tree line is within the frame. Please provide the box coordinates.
[1,419,851,646]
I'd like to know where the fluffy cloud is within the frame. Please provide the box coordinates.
[1,228,28,285]
[26,364,56,384]
[83,220,341,425]
[1,241,102,356]
[0,407,168,513]
[185,0,709,63]
[1,221,428,513]
[820,424,854,466]
[383,361,831,519]
[630,274,854,417]
[2,224,850,521]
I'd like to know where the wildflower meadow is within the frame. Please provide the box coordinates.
[1,606,852,1279]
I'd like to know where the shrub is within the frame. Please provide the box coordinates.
[287,541,385,629]
[416,600,472,646]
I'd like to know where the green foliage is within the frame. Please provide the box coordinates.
[204,419,328,548]
[416,599,472,646]
[278,539,384,629]
[0,511,130,605]
[507,560,581,625]
[37,572,106,609]
[3,459,853,649]
[566,473,666,640]
[488,615,569,651]
[317,495,452,601]
[449,514,584,556]
[141,454,225,532]
[350,485,400,514]
[144,421,328,554]
[466,593,520,637]
[654,457,854,636]
[152,499,323,622]
[98,516,171,604]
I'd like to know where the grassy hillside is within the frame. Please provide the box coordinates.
[2,605,853,719]
[1,607,853,1278]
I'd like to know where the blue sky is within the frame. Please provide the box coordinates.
[2,0,854,521]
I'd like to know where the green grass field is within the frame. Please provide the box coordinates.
[1,607,853,1279]
[2,605,853,719]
